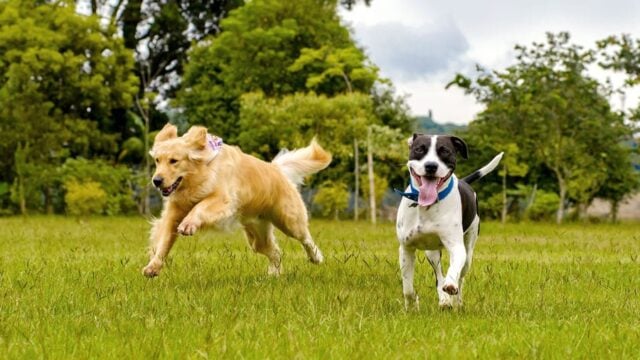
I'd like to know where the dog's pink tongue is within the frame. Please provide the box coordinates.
[418,178,438,207]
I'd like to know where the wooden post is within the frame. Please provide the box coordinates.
[354,138,359,221]
[367,127,376,224]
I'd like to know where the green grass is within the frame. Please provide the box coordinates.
[0,217,639,358]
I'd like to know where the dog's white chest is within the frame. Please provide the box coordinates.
[396,192,462,250]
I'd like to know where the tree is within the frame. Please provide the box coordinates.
[0,0,138,213]
[449,32,633,223]
[73,0,246,163]
[237,91,374,184]
[597,34,640,220]
[314,181,349,219]
[177,0,372,141]
[289,45,378,94]
[289,43,379,221]
[598,34,640,87]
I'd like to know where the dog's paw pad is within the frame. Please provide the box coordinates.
[442,283,459,295]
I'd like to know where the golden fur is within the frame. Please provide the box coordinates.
[142,123,332,277]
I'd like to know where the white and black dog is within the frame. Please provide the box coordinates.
[395,134,503,309]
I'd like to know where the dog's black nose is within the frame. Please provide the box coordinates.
[152,177,163,187]
[424,162,438,174]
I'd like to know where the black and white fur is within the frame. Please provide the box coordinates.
[396,134,503,309]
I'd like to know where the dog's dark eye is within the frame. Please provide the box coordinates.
[415,146,425,154]
[155,158,159,163]
[438,147,450,155]
[169,159,178,164]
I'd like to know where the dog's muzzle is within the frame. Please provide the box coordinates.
[157,177,182,197]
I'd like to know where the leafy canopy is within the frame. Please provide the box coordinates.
[177,0,376,140]
[449,32,635,222]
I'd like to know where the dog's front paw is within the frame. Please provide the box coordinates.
[142,262,161,278]
[267,264,282,276]
[178,218,200,236]
[404,293,420,311]
[442,282,459,295]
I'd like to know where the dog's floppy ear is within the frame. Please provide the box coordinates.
[183,125,217,162]
[154,123,178,143]
[183,126,208,149]
[450,136,468,160]
[407,133,421,148]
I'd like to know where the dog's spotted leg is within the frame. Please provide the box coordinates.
[399,245,419,311]
[143,204,186,278]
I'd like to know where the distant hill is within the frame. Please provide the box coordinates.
[415,113,466,135]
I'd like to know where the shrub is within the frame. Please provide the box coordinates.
[526,190,559,221]
[64,181,107,216]
[482,192,504,220]
[60,158,136,215]
[313,181,349,219]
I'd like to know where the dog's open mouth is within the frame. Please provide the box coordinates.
[410,168,446,207]
[161,177,182,197]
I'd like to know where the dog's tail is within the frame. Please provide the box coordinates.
[461,152,504,184]
[272,138,332,185]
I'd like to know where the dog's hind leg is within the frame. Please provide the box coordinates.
[273,201,324,264]
[454,216,480,306]
[243,220,282,276]
[461,216,480,278]
[284,226,323,264]
[426,250,453,308]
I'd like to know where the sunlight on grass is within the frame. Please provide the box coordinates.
[0,217,638,358]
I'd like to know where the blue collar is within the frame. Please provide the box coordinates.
[394,175,456,206]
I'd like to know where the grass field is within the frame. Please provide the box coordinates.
[0,216,639,358]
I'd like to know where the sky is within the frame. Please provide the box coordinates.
[339,0,640,125]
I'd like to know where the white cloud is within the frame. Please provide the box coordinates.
[341,0,640,124]
[354,19,469,80]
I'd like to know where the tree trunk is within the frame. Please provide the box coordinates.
[18,175,26,216]
[501,164,507,224]
[136,92,151,216]
[353,138,359,221]
[142,105,151,216]
[576,202,587,221]
[367,127,376,224]
[611,200,619,223]
[122,0,142,50]
[556,177,566,224]
[14,143,27,215]
[44,186,53,215]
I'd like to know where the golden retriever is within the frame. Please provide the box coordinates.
[142,123,332,277]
